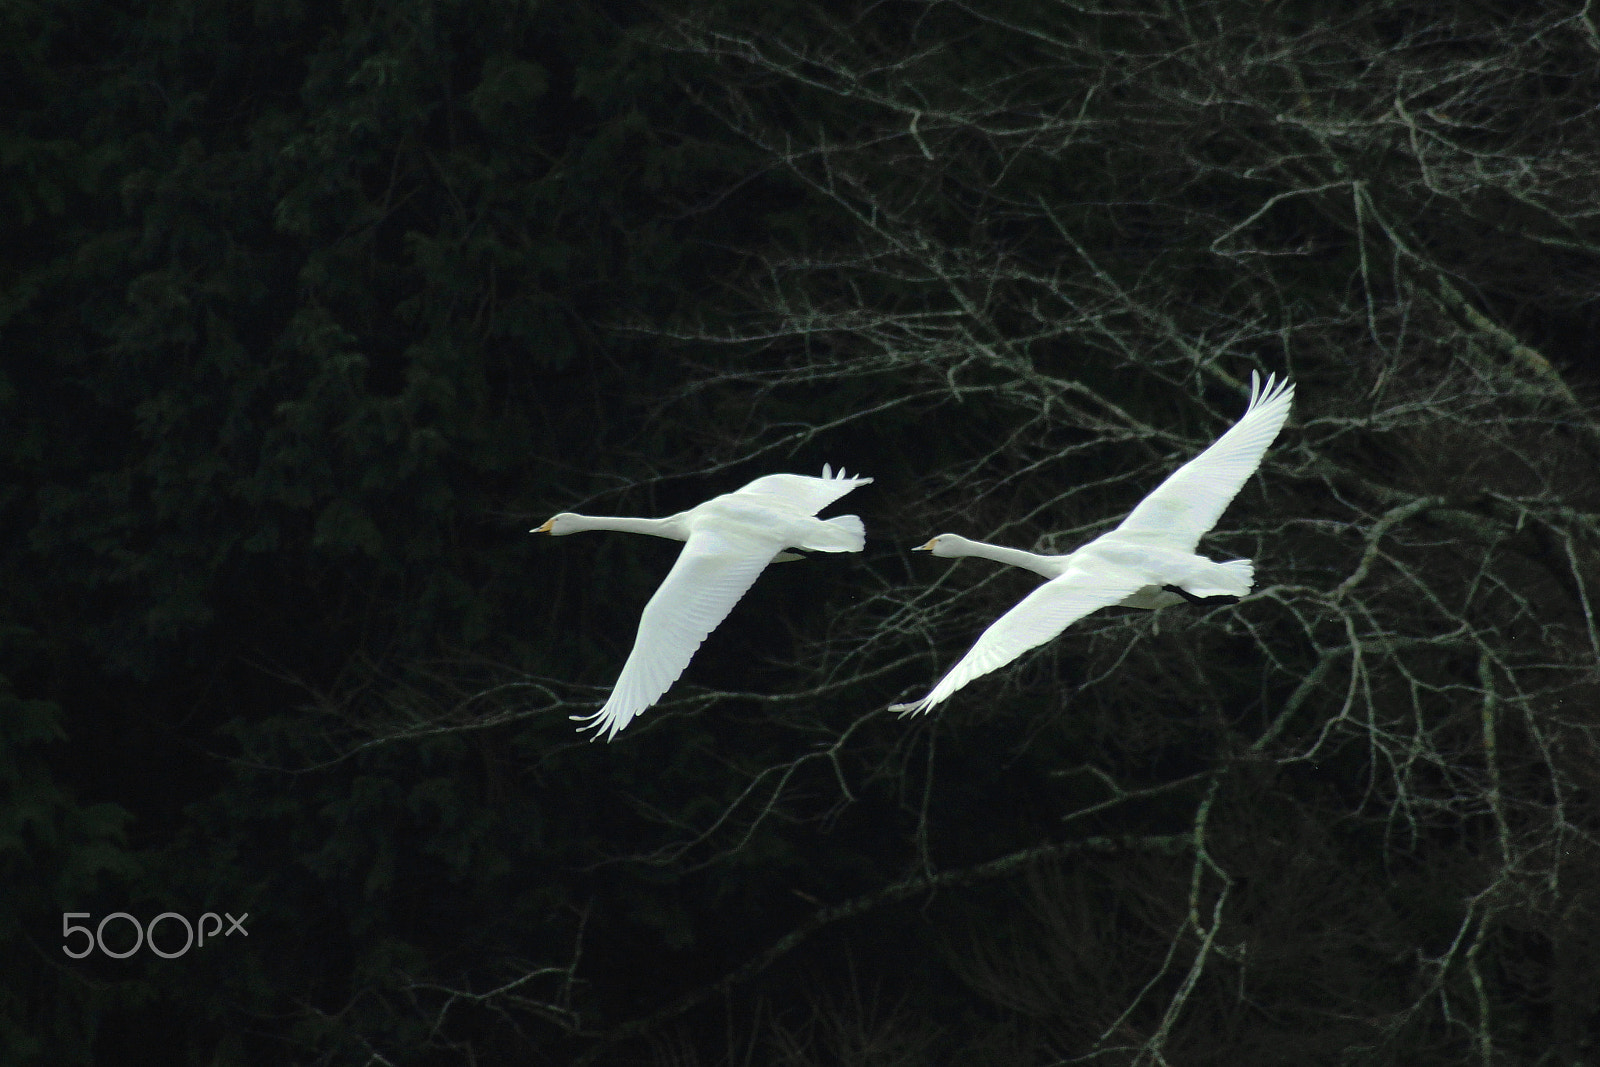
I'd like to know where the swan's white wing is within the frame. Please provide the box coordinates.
[731,463,873,517]
[577,529,777,741]
[1114,372,1294,553]
[891,563,1149,715]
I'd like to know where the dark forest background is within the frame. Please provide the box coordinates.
[4,1,1600,1063]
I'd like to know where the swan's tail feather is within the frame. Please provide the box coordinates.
[1184,558,1254,598]
[800,513,866,552]
[821,463,872,484]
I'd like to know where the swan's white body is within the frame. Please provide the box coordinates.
[892,372,1293,715]
[536,465,872,740]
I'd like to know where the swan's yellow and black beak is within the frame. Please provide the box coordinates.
[533,519,555,534]
[912,539,936,551]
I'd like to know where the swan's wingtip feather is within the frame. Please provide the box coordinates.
[1245,369,1295,413]
[570,706,630,742]
[889,699,932,716]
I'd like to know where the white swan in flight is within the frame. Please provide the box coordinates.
[892,372,1293,716]
[536,465,872,740]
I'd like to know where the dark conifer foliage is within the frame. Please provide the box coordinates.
[3,0,1600,1064]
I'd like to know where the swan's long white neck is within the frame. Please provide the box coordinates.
[941,535,1063,578]
[562,514,687,539]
